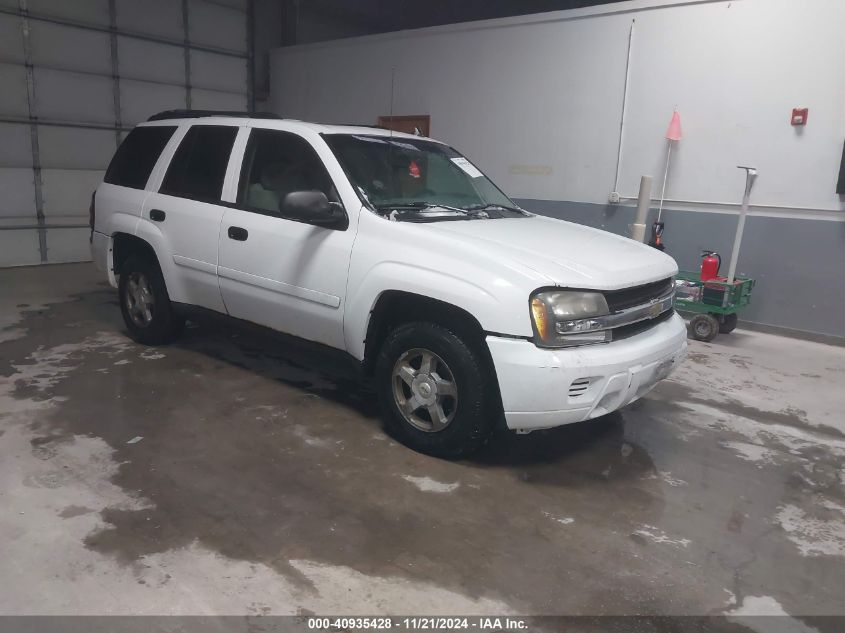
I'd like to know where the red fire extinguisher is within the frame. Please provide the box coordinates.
[700,250,721,281]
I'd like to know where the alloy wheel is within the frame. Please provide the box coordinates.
[391,348,458,432]
[125,272,155,327]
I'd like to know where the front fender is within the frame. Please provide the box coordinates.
[344,261,515,361]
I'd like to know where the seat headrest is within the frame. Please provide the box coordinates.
[260,162,287,190]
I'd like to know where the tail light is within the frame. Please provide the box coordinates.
[89,191,96,242]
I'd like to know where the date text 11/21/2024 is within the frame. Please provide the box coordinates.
[307,617,529,630]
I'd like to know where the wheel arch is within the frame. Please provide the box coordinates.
[112,232,161,275]
[361,290,493,379]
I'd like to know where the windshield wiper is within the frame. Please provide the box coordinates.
[463,203,527,215]
[374,201,468,214]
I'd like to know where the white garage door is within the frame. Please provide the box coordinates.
[0,0,251,266]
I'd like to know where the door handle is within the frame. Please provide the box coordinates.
[149,209,166,222]
[228,226,248,241]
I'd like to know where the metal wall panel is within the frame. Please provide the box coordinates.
[0,168,37,221]
[0,63,29,116]
[0,0,251,267]
[189,0,247,52]
[191,50,247,92]
[213,0,247,10]
[0,123,31,167]
[115,0,183,38]
[34,68,115,123]
[0,231,41,267]
[29,21,112,75]
[118,36,184,85]
[41,168,104,218]
[38,126,115,169]
[119,79,188,125]
[0,14,24,62]
[46,227,93,263]
[38,125,117,170]
[191,88,247,111]
[28,0,110,26]
[0,15,36,266]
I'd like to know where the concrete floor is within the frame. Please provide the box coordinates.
[1,263,844,619]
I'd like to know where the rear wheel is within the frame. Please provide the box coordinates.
[375,322,496,458]
[118,255,184,345]
[689,313,719,342]
[718,312,738,334]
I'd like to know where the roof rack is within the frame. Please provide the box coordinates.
[336,123,390,130]
[147,109,282,122]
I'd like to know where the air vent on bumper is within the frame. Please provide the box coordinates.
[569,378,591,397]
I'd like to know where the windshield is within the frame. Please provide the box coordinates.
[323,134,524,220]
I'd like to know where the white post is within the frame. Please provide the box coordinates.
[630,175,652,242]
[726,166,757,284]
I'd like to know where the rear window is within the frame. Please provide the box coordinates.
[104,125,176,189]
[160,125,238,202]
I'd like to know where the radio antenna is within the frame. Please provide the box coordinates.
[387,67,396,200]
[389,67,396,136]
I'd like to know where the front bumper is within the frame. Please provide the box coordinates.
[487,312,687,431]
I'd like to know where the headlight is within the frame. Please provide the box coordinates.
[530,290,611,348]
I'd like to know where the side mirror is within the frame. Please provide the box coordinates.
[279,191,345,228]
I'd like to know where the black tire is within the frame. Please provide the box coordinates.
[718,312,738,334]
[118,254,184,345]
[689,313,719,342]
[375,321,497,458]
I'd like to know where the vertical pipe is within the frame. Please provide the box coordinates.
[630,175,652,242]
[182,0,191,109]
[612,20,634,195]
[726,167,757,284]
[19,0,47,263]
[108,0,122,148]
[726,210,747,285]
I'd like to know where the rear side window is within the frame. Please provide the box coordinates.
[104,125,176,189]
[160,125,238,202]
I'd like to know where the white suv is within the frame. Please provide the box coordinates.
[91,110,687,457]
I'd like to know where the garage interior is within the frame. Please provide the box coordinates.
[1,0,844,626]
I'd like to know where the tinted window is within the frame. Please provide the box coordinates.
[160,125,238,201]
[238,129,339,214]
[104,126,176,189]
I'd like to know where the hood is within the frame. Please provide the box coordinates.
[427,215,678,290]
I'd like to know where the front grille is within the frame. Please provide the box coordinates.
[604,277,674,312]
[613,308,674,340]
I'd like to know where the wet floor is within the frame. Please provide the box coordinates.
[1,263,844,620]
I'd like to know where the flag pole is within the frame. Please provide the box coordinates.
[657,142,672,222]
[650,109,682,250]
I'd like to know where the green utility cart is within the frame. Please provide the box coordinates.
[674,271,755,342]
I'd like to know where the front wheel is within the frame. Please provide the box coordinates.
[689,313,720,342]
[375,322,497,458]
[118,255,184,345]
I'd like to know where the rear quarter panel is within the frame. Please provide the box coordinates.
[92,183,145,283]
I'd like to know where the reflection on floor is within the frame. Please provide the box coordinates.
[1,263,843,620]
